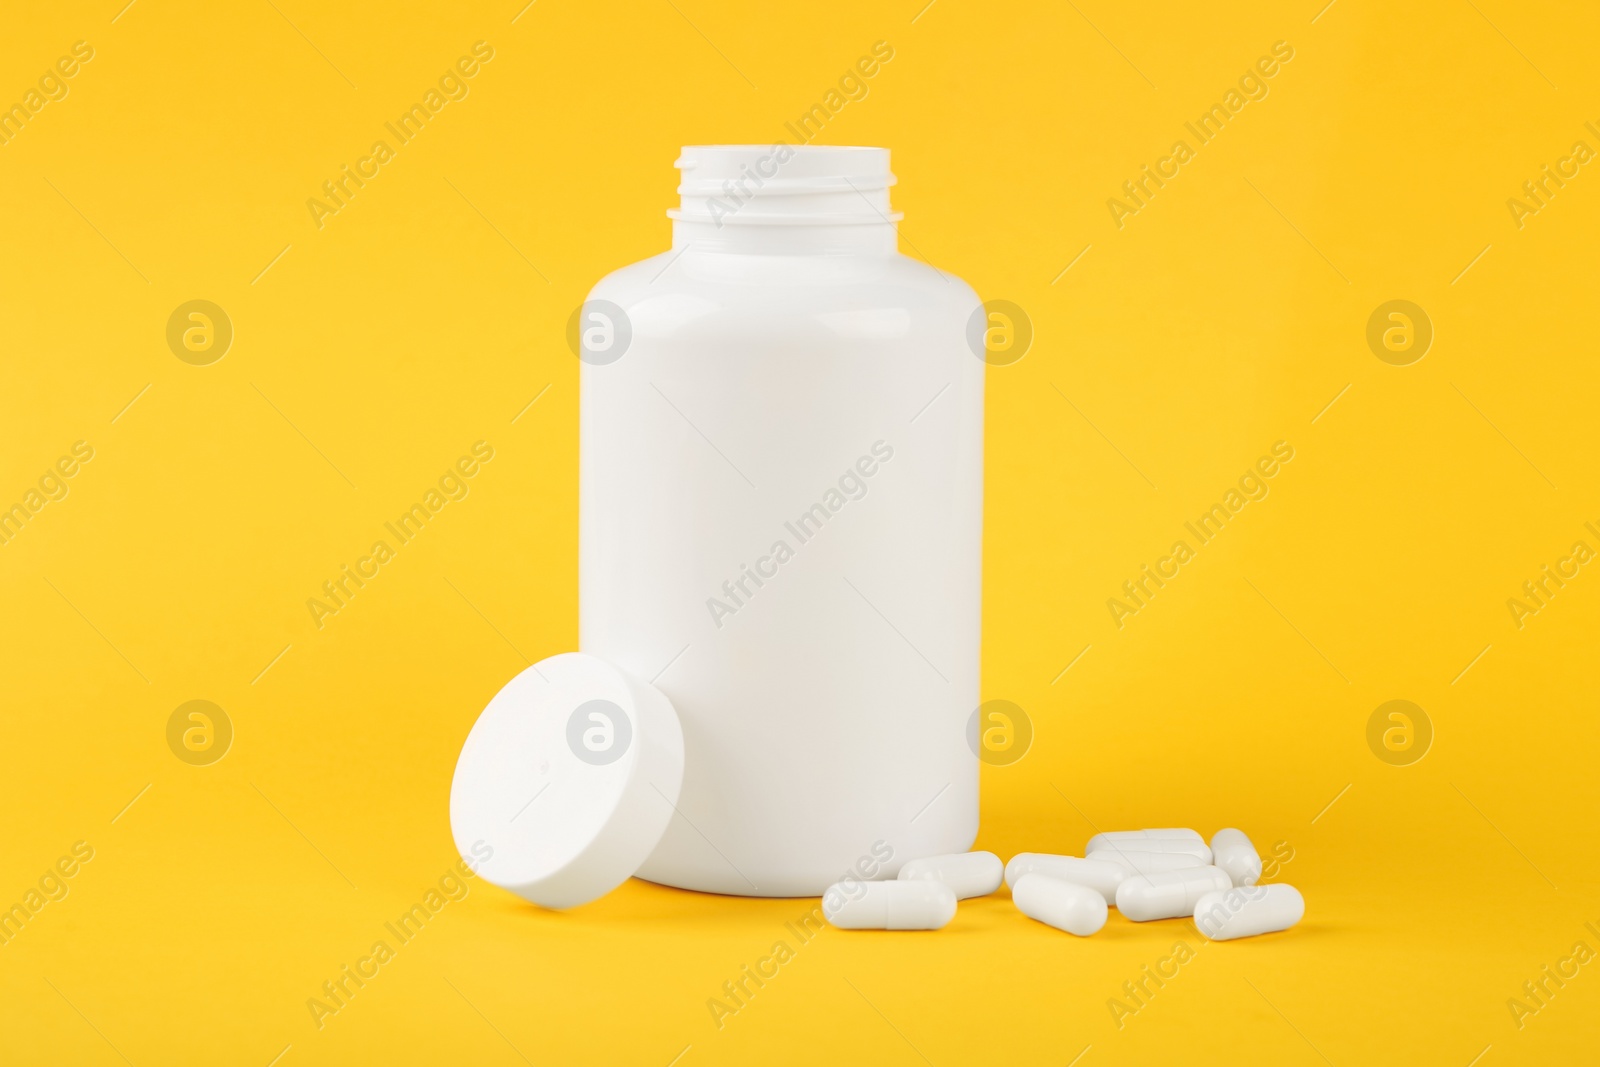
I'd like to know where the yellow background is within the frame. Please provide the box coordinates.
[3,0,1598,1063]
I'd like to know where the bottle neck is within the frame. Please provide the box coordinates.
[668,145,902,255]
[670,219,898,255]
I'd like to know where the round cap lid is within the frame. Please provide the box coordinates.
[450,652,684,909]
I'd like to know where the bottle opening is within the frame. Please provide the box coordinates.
[669,144,902,227]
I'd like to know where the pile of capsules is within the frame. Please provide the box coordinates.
[822,828,1304,940]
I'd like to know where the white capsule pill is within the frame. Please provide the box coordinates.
[823,880,957,930]
[1086,828,1202,852]
[1115,866,1232,921]
[1086,849,1206,875]
[1089,837,1212,863]
[1003,854,1126,903]
[1012,873,1108,936]
[1209,828,1262,887]
[898,851,1003,899]
[1193,884,1304,940]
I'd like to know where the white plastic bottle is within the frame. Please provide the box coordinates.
[579,145,984,895]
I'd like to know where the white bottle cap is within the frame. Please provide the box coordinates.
[450,652,684,909]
